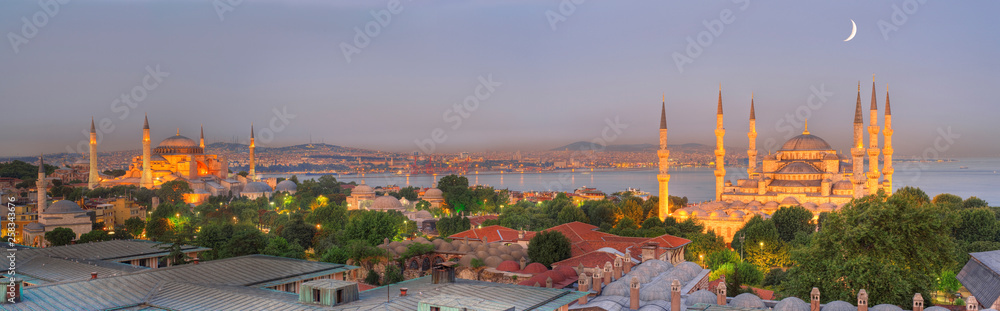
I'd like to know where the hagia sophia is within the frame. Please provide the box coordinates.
[662,81,895,242]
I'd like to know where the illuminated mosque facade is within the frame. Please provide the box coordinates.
[662,80,895,242]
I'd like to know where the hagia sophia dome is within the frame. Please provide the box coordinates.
[154,134,203,154]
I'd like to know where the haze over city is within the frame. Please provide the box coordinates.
[2,0,998,157]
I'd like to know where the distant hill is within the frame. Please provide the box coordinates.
[205,142,379,154]
[550,141,712,152]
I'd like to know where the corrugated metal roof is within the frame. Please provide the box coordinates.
[2,255,148,285]
[13,239,208,262]
[958,250,1000,309]
[333,276,587,311]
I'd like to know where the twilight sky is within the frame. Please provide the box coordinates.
[1,0,998,158]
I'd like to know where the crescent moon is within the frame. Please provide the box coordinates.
[844,19,857,41]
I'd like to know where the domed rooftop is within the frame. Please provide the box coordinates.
[686,289,718,306]
[274,180,297,192]
[522,262,548,274]
[781,134,832,151]
[244,182,272,193]
[353,182,374,195]
[870,304,904,311]
[372,195,404,210]
[821,301,858,311]
[924,307,950,311]
[46,200,85,214]
[424,188,443,199]
[729,293,766,309]
[158,135,198,148]
[25,222,44,231]
[497,260,520,272]
[778,162,821,174]
[780,197,800,205]
[833,180,853,190]
[414,210,433,219]
[774,297,810,311]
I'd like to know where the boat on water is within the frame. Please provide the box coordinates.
[959,166,969,169]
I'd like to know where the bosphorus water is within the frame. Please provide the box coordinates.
[263,158,1000,205]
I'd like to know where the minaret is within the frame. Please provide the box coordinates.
[851,82,866,198]
[88,117,99,189]
[714,85,726,201]
[657,95,671,221]
[36,154,47,217]
[199,124,205,149]
[747,94,757,177]
[867,77,881,193]
[140,114,153,189]
[883,85,893,193]
[249,123,256,181]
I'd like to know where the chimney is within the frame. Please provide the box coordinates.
[519,257,527,270]
[193,257,200,265]
[671,279,681,311]
[593,268,603,295]
[624,251,633,274]
[5,280,22,303]
[810,288,821,311]
[967,296,979,311]
[545,277,553,288]
[858,289,868,311]
[519,230,525,239]
[912,293,924,311]
[578,273,590,305]
[716,282,727,305]
[400,288,408,297]
[641,243,656,263]
[91,272,98,280]
[630,277,641,310]
[603,262,613,285]
[613,257,623,280]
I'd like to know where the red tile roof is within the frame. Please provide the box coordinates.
[643,234,692,249]
[448,225,525,243]
[550,250,621,270]
[467,215,498,227]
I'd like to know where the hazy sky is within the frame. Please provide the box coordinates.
[2,0,998,158]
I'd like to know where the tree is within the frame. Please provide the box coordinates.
[893,186,930,206]
[937,270,961,300]
[156,180,192,204]
[933,193,964,209]
[771,206,815,242]
[784,192,955,306]
[706,249,741,271]
[102,169,127,177]
[527,230,572,268]
[45,227,75,246]
[263,236,306,259]
[342,210,405,246]
[222,228,268,257]
[124,217,145,237]
[383,265,404,285]
[280,216,317,249]
[158,228,195,266]
[685,231,727,264]
[436,216,471,238]
[953,208,1000,243]
[963,196,989,209]
[557,205,589,224]
[78,230,111,243]
[321,245,350,264]
[396,186,420,201]
[438,175,472,214]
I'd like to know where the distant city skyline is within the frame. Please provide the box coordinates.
[2,1,998,157]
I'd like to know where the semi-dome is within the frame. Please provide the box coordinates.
[274,180,297,192]
[780,134,832,151]
[372,195,404,210]
[423,188,443,199]
[244,182,272,193]
[774,297,810,311]
[155,135,203,154]
[46,200,85,214]
[729,293,766,309]
[778,162,821,174]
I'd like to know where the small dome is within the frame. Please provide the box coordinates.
[686,289,718,306]
[274,180,297,192]
[542,270,566,283]
[833,180,853,190]
[819,203,838,211]
[243,182,272,193]
[423,188,444,199]
[437,243,454,252]
[522,262,548,274]
[870,304,903,311]
[25,222,44,231]
[602,280,630,297]
[822,301,858,311]
[353,183,374,195]
[497,260,520,272]
[774,297,810,311]
[371,195,404,210]
[73,158,89,165]
[555,266,577,279]
[924,307,950,311]
[764,201,780,209]
[46,200,84,214]
[802,202,819,210]
[780,134,832,151]
[780,197,800,206]
[639,278,674,301]
[415,210,433,219]
[484,256,504,268]
[778,162,821,174]
[457,244,472,253]
[729,293,766,309]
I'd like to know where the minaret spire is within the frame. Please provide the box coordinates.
[249,123,256,181]
[199,124,205,149]
[36,153,47,230]
[714,86,726,201]
[851,82,865,198]
[140,114,153,189]
[867,78,881,193]
[88,117,99,189]
[883,84,894,193]
[747,95,757,177]
[657,95,671,221]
